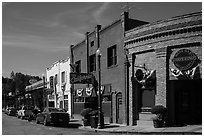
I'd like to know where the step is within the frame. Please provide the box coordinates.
[137,120,154,127]
[139,113,155,121]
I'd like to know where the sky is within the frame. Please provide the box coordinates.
[2,1,202,78]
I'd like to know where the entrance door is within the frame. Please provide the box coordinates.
[116,93,122,124]
[174,79,202,125]
[140,89,155,112]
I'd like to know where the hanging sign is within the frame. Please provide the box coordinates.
[29,79,37,84]
[172,49,197,71]
[70,73,93,84]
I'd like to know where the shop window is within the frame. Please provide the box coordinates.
[107,45,117,67]
[90,41,94,47]
[64,100,68,111]
[75,60,81,73]
[89,54,96,72]
[64,95,68,99]
[61,71,65,83]
[49,76,54,89]
[74,97,85,102]
[102,95,111,102]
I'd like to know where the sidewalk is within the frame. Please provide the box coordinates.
[71,115,202,135]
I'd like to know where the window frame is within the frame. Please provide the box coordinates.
[75,60,81,73]
[89,54,96,72]
[107,45,117,67]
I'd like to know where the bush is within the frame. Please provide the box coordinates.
[151,105,167,115]
[80,108,93,118]
[89,110,98,116]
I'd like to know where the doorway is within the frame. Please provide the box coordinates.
[116,93,123,124]
[172,79,202,125]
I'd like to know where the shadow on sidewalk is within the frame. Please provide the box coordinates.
[102,124,120,129]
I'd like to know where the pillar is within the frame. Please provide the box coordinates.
[155,47,167,107]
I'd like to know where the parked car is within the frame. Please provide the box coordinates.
[36,107,70,126]
[5,107,13,115]
[8,108,17,116]
[17,105,33,120]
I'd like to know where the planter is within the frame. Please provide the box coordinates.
[90,116,98,128]
[153,120,164,128]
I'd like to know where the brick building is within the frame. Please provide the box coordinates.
[70,12,147,124]
[125,12,202,126]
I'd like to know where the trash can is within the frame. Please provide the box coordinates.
[90,115,98,128]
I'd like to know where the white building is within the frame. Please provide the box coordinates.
[46,58,71,115]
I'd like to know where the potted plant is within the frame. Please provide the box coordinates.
[151,105,167,128]
[80,108,93,126]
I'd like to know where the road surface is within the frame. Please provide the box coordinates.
[2,112,114,135]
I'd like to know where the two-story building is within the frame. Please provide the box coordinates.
[46,58,72,115]
[70,12,148,124]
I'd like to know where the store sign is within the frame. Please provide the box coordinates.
[70,73,93,84]
[172,49,197,71]
[29,79,37,84]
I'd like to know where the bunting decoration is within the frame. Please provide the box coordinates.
[170,66,198,79]
[77,89,83,97]
[86,87,93,96]
[97,86,105,95]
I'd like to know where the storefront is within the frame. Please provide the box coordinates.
[73,84,112,119]
[125,12,202,126]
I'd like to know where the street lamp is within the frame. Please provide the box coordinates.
[96,24,104,129]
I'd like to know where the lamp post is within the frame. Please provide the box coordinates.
[95,25,104,129]
[96,48,104,129]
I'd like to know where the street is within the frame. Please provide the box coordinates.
[2,113,114,135]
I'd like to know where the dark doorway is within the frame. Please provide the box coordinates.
[140,89,155,112]
[172,79,202,125]
[116,93,122,124]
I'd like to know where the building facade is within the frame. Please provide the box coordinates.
[125,12,202,126]
[70,12,148,124]
[46,58,72,115]
[24,80,45,111]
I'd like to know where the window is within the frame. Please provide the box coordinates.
[64,95,68,99]
[107,45,117,67]
[64,100,68,111]
[54,74,58,85]
[49,76,54,89]
[75,60,81,73]
[89,54,96,72]
[61,71,65,83]
[102,95,111,102]
[90,41,94,47]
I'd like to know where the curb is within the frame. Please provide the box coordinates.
[79,126,202,135]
